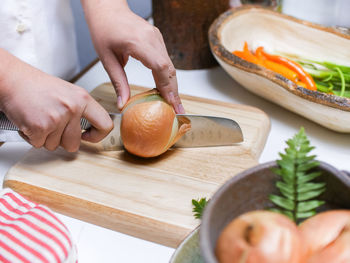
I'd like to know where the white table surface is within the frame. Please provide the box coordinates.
[1,58,349,262]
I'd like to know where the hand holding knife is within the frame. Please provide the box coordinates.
[0,112,243,150]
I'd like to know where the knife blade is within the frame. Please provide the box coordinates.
[0,112,243,149]
[174,114,243,147]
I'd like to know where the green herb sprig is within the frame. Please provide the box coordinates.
[192,197,209,219]
[269,127,326,222]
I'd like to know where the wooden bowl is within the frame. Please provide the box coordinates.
[199,161,350,263]
[208,6,350,133]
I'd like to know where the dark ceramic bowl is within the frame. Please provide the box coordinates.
[200,161,350,263]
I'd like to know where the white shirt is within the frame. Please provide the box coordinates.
[0,0,79,80]
[0,0,80,142]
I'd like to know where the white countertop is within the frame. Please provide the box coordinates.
[1,58,349,262]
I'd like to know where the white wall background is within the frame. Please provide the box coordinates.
[70,0,152,70]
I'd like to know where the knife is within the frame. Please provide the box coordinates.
[0,112,243,150]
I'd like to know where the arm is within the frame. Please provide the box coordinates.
[81,0,185,114]
[0,48,113,152]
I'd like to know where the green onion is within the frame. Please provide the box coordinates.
[328,82,334,91]
[333,82,350,88]
[333,90,350,98]
[274,52,349,98]
[303,68,335,79]
[323,62,350,74]
[316,84,330,93]
[335,67,346,97]
[322,74,333,82]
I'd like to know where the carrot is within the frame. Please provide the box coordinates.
[260,49,317,91]
[264,60,299,83]
[255,46,265,61]
[233,43,302,85]
[233,50,261,65]
[297,81,307,89]
[233,42,262,65]
[256,47,298,82]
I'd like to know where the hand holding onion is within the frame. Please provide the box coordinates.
[120,89,191,158]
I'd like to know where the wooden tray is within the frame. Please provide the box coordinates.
[3,84,270,247]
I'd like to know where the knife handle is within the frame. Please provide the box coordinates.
[0,112,91,131]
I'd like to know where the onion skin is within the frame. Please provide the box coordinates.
[299,210,350,263]
[120,89,191,158]
[215,211,305,263]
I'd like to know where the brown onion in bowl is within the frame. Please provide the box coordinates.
[299,210,350,263]
[215,211,305,263]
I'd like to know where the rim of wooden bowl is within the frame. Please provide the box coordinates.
[208,5,350,112]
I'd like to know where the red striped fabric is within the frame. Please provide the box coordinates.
[8,193,71,244]
[0,188,77,263]
[0,229,49,263]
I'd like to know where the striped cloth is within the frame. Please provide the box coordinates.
[0,188,77,263]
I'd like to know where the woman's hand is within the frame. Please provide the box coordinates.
[0,49,113,152]
[81,0,185,114]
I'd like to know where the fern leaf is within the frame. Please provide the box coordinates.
[297,200,325,212]
[296,210,317,219]
[286,140,296,149]
[297,161,320,172]
[192,198,209,219]
[297,182,326,193]
[276,181,294,195]
[279,189,295,200]
[279,169,294,184]
[298,189,326,201]
[276,182,295,200]
[300,144,315,153]
[279,162,295,172]
[297,171,322,184]
[269,194,294,210]
[296,155,316,164]
[285,149,297,157]
[295,171,306,179]
[268,127,326,222]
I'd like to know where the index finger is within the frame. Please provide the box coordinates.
[151,59,185,114]
[81,98,114,143]
[130,44,185,114]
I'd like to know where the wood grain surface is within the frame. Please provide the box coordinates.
[4,83,270,247]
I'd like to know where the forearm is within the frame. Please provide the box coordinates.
[0,49,18,110]
[81,0,130,23]
[80,0,184,113]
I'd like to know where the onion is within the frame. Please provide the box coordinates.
[120,89,191,158]
[299,210,350,263]
[215,211,305,263]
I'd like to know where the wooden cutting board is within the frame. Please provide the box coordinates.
[3,84,270,247]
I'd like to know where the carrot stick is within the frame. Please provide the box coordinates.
[233,43,299,84]
[233,42,261,65]
[256,47,298,82]
[297,81,307,89]
[264,60,299,83]
[260,49,317,91]
[233,50,261,65]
